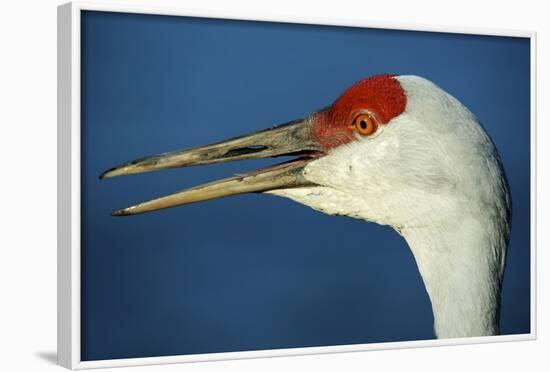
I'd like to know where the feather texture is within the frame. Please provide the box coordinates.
[268,75,510,338]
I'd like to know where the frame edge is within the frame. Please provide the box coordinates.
[57,2,74,370]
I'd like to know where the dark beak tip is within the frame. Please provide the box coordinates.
[111,209,128,217]
[99,168,118,180]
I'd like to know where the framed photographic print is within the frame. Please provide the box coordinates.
[57,1,536,369]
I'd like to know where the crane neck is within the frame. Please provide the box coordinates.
[400,216,507,338]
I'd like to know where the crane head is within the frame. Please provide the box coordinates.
[100,74,509,231]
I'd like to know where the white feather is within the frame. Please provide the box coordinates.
[268,75,510,338]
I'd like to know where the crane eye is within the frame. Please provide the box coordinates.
[352,113,378,136]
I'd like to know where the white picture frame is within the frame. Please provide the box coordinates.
[57,1,537,369]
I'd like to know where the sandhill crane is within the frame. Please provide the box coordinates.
[100,74,511,339]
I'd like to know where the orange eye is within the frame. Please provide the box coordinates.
[352,113,378,136]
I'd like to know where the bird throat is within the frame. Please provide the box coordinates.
[400,219,505,338]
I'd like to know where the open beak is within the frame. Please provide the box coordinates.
[100,116,324,216]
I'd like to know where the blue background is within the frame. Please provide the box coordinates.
[81,11,531,361]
